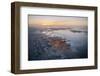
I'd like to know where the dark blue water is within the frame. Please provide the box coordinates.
[28,27,88,61]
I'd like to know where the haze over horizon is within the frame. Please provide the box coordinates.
[28,15,88,60]
[28,15,88,28]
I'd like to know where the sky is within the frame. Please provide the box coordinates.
[28,15,88,28]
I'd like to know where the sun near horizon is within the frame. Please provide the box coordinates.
[28,15,88,28]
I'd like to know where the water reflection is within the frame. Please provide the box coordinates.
[42,28,88,58]
[28,27,88,60]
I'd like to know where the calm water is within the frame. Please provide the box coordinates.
[42,28,88,58]
[28,27,88,60]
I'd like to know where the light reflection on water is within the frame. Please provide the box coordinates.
[42,29,88,56]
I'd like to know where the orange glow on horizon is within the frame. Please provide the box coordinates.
[28,15,88,28]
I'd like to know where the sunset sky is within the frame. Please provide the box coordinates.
[28,15,88,28]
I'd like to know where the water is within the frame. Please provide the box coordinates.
[42,28,88,58]
[28,27,88,60]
